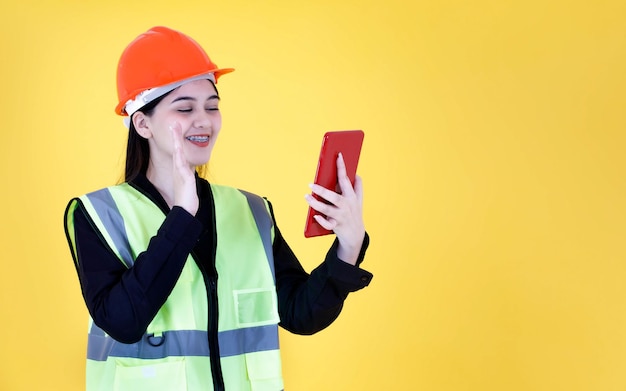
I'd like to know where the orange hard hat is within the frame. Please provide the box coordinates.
[115,26,234,116]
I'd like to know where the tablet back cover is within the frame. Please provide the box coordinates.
[304,130,364,238]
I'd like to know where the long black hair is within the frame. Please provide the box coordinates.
[124,94,166,182]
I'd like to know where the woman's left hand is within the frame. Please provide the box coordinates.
[305,153,365,265]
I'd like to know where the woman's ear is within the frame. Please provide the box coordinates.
[132,112,152,139]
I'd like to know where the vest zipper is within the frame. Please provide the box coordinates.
[191,182,225,390]
[192,249,225,391]
[191,251,226,391]
[206,274,225,391]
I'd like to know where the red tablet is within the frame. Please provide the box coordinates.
[304,130,364,238]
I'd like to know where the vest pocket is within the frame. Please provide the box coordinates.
[113,357,187,391]
[234,288,280,328]
[245,350,284,390]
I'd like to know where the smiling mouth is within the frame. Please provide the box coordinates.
[186,135,210,143]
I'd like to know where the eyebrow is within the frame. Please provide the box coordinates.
[170,95,220,103]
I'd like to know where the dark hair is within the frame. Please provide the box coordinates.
[124,94,167,182]
[123,79,219,182]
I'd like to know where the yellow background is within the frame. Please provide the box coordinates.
[1,0,626,390]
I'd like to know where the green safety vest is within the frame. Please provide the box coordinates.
[65,183,284,391]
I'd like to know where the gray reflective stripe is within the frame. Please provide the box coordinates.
[87,324,279,361]
[239,190,275,281]
[85,189,134,268]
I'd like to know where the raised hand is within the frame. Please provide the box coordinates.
[170,121,199,215]
[305,153,365,265]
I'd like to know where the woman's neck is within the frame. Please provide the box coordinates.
[146,163,175,209]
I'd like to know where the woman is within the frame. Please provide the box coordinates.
[64,26,372,391]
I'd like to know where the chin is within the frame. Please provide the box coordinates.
[190,158,211,167]
[188,155,211,167]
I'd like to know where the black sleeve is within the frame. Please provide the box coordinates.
[270,202,373,335]
[72,203,203,343]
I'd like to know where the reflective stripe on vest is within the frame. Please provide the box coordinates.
[87,323,279,361]
[65,183,284,391]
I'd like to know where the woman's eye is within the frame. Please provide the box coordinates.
[206,107,219,111]
[177,108,192,113]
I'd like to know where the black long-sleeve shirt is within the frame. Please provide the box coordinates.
[71,173,372,343]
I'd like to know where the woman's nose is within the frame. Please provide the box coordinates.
[193,111,212,129]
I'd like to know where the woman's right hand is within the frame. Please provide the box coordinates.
[170,121,199,215]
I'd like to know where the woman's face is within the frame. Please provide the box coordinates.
[138,79,222,169]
